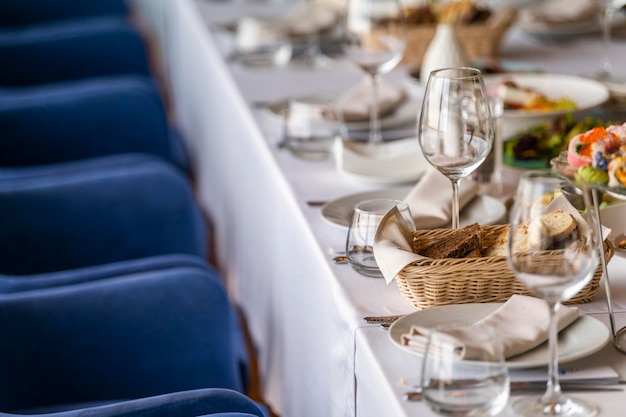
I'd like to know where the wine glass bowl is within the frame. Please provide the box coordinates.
[508,172,600,417]
[421,324,510,417]
[343,0,406,143]
[418,67,494,228]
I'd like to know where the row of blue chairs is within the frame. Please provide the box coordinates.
[0,2,266,417]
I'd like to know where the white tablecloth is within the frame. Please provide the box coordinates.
[132,0,626,415]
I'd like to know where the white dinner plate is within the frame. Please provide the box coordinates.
[320,186,506,230]
[388,303,610,369]
[261,95,420,131]
[518,13,626,39]
[483,73,610,139]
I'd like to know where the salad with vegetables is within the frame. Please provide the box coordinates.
[503,115,612,168]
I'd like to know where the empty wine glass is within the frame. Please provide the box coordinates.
[343,0,406,144]
[421,324,510,417]
[508,172,600,417]
[417,67,494,229]
[595,0,626,81]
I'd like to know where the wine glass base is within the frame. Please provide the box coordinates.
[612,326,626,354]
[512,395,598,417]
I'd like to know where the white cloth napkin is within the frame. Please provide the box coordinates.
[404,168,480,230]
[236,3,339,51]
[400,294,581,360]
[518,0,599,28]
[280,2,340,37]
[334,137,428,182]
[334,78,408,123]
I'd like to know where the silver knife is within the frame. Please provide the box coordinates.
[404,382,623,401]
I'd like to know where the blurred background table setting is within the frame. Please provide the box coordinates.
[152,0,626,415]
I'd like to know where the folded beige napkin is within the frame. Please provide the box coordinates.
[518,0,599,28]
[334,78,408,123]
[279,2,340,37]
[404,168,480,230]
[400,294,580,360]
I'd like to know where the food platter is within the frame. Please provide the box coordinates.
[483,73,610,139]
[551,151,626,198]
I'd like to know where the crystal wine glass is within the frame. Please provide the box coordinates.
[421,324,510,417]
[343,0,406,144]
[417,67,494,229]
[595,0,626,81]
[508,172,600,417]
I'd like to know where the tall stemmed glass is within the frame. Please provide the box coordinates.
[417,67,494,229]
[343,0,406,144]
[595,0,626,81]
[508,172,600,417]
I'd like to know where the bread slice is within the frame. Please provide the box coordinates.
[540,209,577,242]
[418,223,484,259]
[484,209,577,256]
[483,225,510,257]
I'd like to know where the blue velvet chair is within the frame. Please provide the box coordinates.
[0,266,255,413]
[7,389,267,417]
[0,76,189,172]
[0,154,206,276]
[0,0,128,28]
[0,17,151,86]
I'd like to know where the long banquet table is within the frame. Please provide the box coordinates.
[150,0,626,415]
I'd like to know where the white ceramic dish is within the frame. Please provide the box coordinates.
[320,187,506,229]
[261,95,421,131]
[483,73,610,139]
[334,137,428,185]
[518,13,626,39]
[601,202,626,257]
[388,303,610,369]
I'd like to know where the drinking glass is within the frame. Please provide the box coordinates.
[346,199,414,277]
[284,95,340,161]
[595,0,626,81]
[421,324,510,417]
[508,172,600,417]
[417,67,495,229]
[343,0,406,144]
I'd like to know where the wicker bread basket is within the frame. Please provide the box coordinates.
[395,224,614,310]
[401,7,517,66]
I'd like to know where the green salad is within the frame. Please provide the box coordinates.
[503,115,611,169]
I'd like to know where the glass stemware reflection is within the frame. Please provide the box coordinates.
[417,67,494,229]
[508,172,600,417]
[595,0,626,81]
[421,324,510,417]
[343,0,406,144]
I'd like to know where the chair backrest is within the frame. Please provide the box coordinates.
[0,155,207,275]
[0,0,128,28]
[0,388,266,417]
[0,268,248,411]
[0,18,150,86]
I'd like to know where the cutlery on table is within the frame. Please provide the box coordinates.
[404,382,624,401]
[363,314,405,324]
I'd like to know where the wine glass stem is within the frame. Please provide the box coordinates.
[450,178,460,229]
[543,301,563,403]
[602,6,615,76]
[369,73,382,144]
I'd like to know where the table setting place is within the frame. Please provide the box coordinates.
[199,0,626,415]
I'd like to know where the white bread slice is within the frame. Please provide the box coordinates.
[539,209,577,242]
[483,209,577,256]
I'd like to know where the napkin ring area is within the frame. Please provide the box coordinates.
[396,225,614,310]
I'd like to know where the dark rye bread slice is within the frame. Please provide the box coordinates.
[417,223,484,259]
